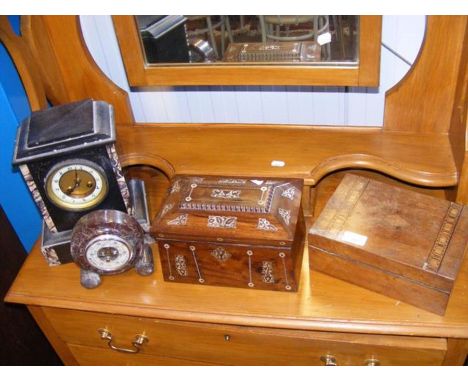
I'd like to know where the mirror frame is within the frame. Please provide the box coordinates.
[112,15,381,87]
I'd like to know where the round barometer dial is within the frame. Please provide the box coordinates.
[85,234,132,272]
[71,209,144,275]
[45,160,108,211]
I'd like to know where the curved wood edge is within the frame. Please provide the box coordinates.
[456,152,468,204]
[384,16,468,134]
[308,154,458,187]
[34,16,134,124]
[0,16,47,111]
[5,292,468,339]
[20,16,70,106]
[116,124,457,189]
[119,152,175,179]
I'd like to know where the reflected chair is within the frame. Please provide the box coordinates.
[185,16,233,59]
[258,15,331,58]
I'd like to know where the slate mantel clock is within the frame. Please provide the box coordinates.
[13,99,131,246]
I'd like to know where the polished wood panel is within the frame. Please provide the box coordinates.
[443,339,468,365]
[457,152,468,204]
[68,344,216,366]
[0,16,47,111]
[20,16,69,107]
[28,306,77,365]
[113,16,382,87]
[384,16,468,134]
[43,307,447,366]
[6,233,468,339]
[117,124,457,188]
[31,16,134,124]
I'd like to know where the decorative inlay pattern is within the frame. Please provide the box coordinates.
[180,183,274,214]
[160,203,174,217]
[40,246,61,266]
[424,203,463,272]
[211,247,231,262]
[258,186,268,205]
[247,250,254,287]
[325,177,369,238]
[281,187,296,200]
[211,189,242,199]
[20,165,57,233]
[185,183,197,202]
[218,178,247,184]
[167,214,188,226]
[181,202,268,214]
[207,215,237,229]
[279,252,291,290]
[261,261,275,283]
[278,208,291,225]
[170,180,181,194]
[175,255,188,276]
[106,144,131,211]
[257,218,278,231]
[163,243,174,280]
[189,245,204,283]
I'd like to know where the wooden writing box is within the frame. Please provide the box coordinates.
[308,174,468,315]
[151,176,305,291]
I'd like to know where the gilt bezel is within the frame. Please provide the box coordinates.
[45,159,109,211]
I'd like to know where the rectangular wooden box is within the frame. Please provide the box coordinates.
[151,176,305,291]
[308,174,468,315]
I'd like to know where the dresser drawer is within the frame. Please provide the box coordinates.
[68,344,217,366]
[43,307,447,366]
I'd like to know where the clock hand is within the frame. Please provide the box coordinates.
[65,170,82,194]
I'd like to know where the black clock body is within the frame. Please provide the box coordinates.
[13,99,130,235]
[26,147,127,231]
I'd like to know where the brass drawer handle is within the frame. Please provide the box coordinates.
[98,328,148,354]
[320,354,337,366]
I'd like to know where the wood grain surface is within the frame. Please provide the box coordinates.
[42,307,447,366]
[116,124,458,188]
[309,174,468,315]
[6,167,468,365]
[384,16,468,134]
[6,231,468,338]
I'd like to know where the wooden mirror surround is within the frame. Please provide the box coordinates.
[112,15,382,87]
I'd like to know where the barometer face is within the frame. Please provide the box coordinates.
[45,160,108,211]
[85,234,132,272]
[71,210,144,275]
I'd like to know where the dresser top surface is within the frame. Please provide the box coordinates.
[6,240,468,338]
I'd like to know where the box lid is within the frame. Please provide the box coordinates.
[152,176,303,245]
[309,174,468,293]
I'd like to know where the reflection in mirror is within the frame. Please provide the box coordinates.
[136,16,359,66]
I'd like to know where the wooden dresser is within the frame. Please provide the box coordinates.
[2,15,468,366]
[6,214,468,365]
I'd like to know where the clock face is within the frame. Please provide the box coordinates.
[45,160,109,211]
[85,234,132,272]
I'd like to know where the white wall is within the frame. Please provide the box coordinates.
[80,16,425,127]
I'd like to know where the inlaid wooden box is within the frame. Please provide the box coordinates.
[151,176,305,291]
[309,174,468,315]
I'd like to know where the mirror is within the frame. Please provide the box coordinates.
[113,16,381,87]
[136,16,359,66]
